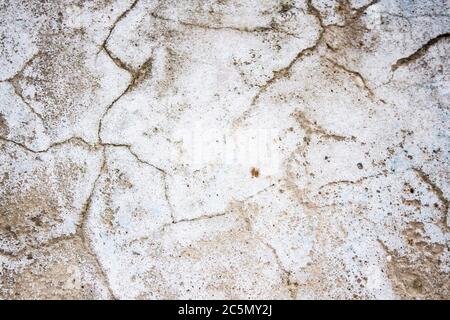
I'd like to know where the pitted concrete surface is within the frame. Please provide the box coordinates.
[0,0,449,299]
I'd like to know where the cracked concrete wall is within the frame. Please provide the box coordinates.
[0,0,449,299]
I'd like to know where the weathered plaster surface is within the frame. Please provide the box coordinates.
[0,0,449,299]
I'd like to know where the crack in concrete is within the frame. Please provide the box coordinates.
[101,45,135,74]
[103,143,167,174]
[283,180,339,210]
[77,149,107,241]
[2,8,156,153]
[98,0,140,58]
[151,180,297,298]
[0,233,86,260]
[353,0,381,18]
[258,239,299,299]
[391,32,450,71]
[377,238,394,256]
[309,1,390,106]
[97,54,153,144]
[243,183,277,200]
[171,212,229,226]
[0,52,40,83]
[0,135,173,238]
[231,199,300,299]
[0,147,115,298]
[75,149,117,299]
[380,12,450,19]
[412,168,449,231]
[96,0,156,146]
[0,136,167,179]
[232,0,325,129]
[251,37,321,102]
[101,143,175,222]
[160,183,277,228]
[0,52,46,124]
[293,110,355,142]
[150,12,302,39]
[2,0,448,300]
[306,0,326,29]
[0,144,115,298]
[0,135,95,153]
[232,41,324,128]
[162,174,176,223]
[8,79,46,124]
[325,0,380,28]
[325,58,383,102]
[317,172,387,191]
[0,137,169,296]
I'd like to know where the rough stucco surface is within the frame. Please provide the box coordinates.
[0,0,449,300]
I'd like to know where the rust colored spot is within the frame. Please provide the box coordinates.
[250,167,260,178]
